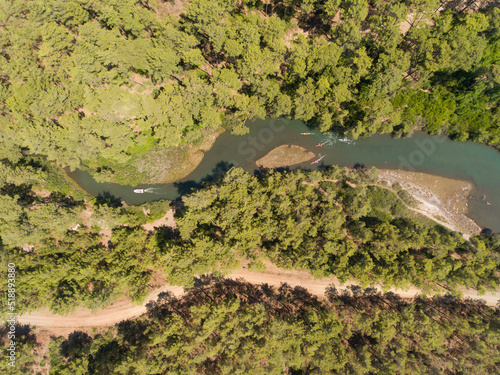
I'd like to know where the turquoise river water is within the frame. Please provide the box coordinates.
[67,118,500,232]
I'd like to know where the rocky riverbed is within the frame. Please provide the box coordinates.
[379,169,482,239]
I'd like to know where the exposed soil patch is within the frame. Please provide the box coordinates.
[142,208,177,232]
[379,169,481,238]
[283,21,310,48]
[98,228,112,248]
[22,244,35,252]
[32,189,51,198]
[77,106,93,117]
[400,13,414,34]
[156,0,185,19]
[256,144,315,168]
[399,6,443,35]
[80,203,93,227]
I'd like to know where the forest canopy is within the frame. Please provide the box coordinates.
[1,2,499,372]
[1,165,499,315]
[0,0,499,325]
[6,281,500,374]
[0,0,499,185]
[168,166,500,292]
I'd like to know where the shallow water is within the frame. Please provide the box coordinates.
[67,118,500,232]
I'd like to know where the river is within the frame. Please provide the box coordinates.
[67,118,500,232]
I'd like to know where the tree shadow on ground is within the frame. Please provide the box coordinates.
[146,277,326,321]
[144,274,495,324]
[0,324,36,345]
[145,278,419,323]
[1,183,34,205]
[191,274,223,288]
[59,331,92,359]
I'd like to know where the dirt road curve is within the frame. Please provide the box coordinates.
[18,264,499,331]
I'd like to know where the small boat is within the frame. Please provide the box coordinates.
[310,155,326,165]
[338,138,350,142]
[301,132,314,135]
[315,142,326,147]
[134,189,144,193]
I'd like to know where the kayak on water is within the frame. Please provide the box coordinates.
[310,155,326,165]
[300,132,314,135]
[315,142,326,147]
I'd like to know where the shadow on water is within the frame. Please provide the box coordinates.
[96,191,123,207]
[173,180,200,196]
[174,161,236,197]
[203,161,235,181]
[66,118,500,232]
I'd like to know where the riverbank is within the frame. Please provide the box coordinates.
[256,144,315,168]
[136,128,224,184]
[64,122,500,232]
[252,144,483,238]
[378,170,482,238]
[232,141,484,238]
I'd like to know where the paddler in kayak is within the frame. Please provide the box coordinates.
[310,154,326,164]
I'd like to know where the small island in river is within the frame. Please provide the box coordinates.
[256,145,315,168]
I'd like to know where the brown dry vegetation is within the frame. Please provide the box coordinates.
[136,128,224,183]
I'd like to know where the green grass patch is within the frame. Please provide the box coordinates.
[32,158,91,200]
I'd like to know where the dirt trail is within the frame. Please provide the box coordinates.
[18,263,499,333]
[308,178,466,237]
[19,176,498,334]
[18,285,185,335]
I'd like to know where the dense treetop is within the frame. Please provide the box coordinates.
[0,0,498,184]
[1,165,499,315]
[1,3,500,372]
[169,166,500,292]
